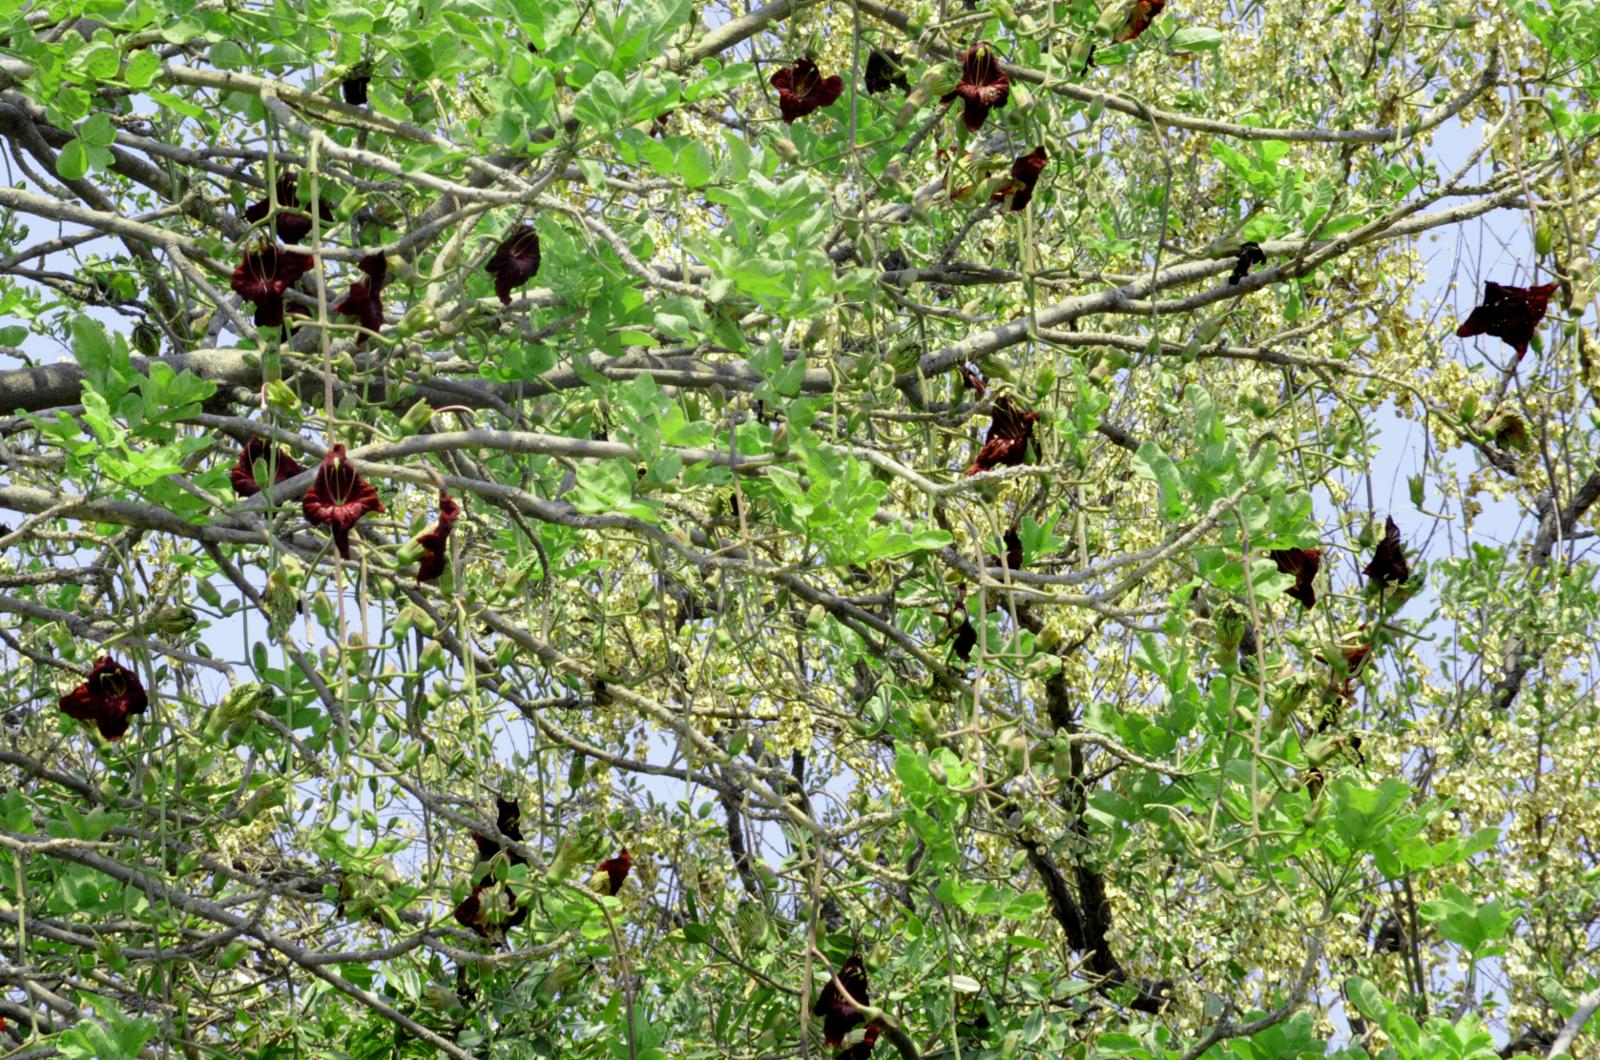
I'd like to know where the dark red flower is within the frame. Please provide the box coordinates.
[231,436,305,497]
[1363,517,1410,588]
[598,847,633,895]
[952,616,978,661]
[815,954,871,1048]
[841,1024,880,1060]
[486,226,541,306]
[301,444,384,560]
[1000,526,1023,570]
[992,146,1047,212]
[770,57,845,123]
[1456,281,1558,358]
[965,396,1040,475]
[1113,0,1167,42]
[416,490,461,582]
[1271,547,1321,609]
[334,254,389,347]
[341,63,370,106]
[943,44,1010,133]
[231,243,315,328]
[1229,242,1266,285]
[650,113,672,137]
[864,49,909,94]
[960,364,987,396]
[244,173,336,245]
[59,656,148,741]
[456,797,530,940]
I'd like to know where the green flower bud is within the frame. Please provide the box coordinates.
[264,379,300,414]
[397,398,434,437]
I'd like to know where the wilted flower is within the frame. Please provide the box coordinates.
[486,226,541,306]
[301,444,384,560]
[231,436,305,497]
[770,57,845,123]
[992,146,1047,212]
[965,395,1040,475]
[59,656,148,740]
[416,490,461,582]
[1456,280,1558,358]
[943,44,1010,132]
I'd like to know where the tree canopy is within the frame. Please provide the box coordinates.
[1,0,1599,1056]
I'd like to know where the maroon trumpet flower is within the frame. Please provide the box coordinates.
[864,49,909,95]
[1455,281,1558,358]
[598,847,633,895]
[1114,0,1167,42]
[334,253,389,347]
[416,490,461,582]
[231,243,315,329]
[965,395,1040,475]
[770,57,845,123]
[243,173,336,245]
[1271,547,1321,609]
[341,63,371,106]
[952,615,978,661]
[1229,242,1266,285]
[814,954,873,1049]
[231,436,305,498]
[455,796,530,940]
[944,44,1010,132]
[1363,517,1410,588]
[486,226,541,306]
[59,656,148,741]
[990,526,1024,571]
[960,364,987,396]
[301,444,384,560]
[992,146,1047,212]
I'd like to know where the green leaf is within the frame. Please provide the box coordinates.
[56,138,89,180]
[123,49,161,88]
[1169,26,1225,51]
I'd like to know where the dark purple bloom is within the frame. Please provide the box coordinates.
[864,49,909,94]
[992,146,1047,212]
[231,243,315,328]
[943,44,1010,132]
[598,847,633,895]
[1456,281,1558,358]
[814,954,873,1049]
[1363,517,1410,588]
[243,173,336,245]
[416,490,461,582]
[231,436,305,497]
[1114,0,1167,42]
[334,254,389,346]
[990,526,1023,571]
[1271,547,1321,609]
[456,797,530,941]
[952,616,978,661]
[770,57,845,123]
[341,62,371,106]
[302,444,384,560]
[59,656,148,741]
[1229,242,1266,285]
[486,226,541,306]
[966,396,1040,475]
